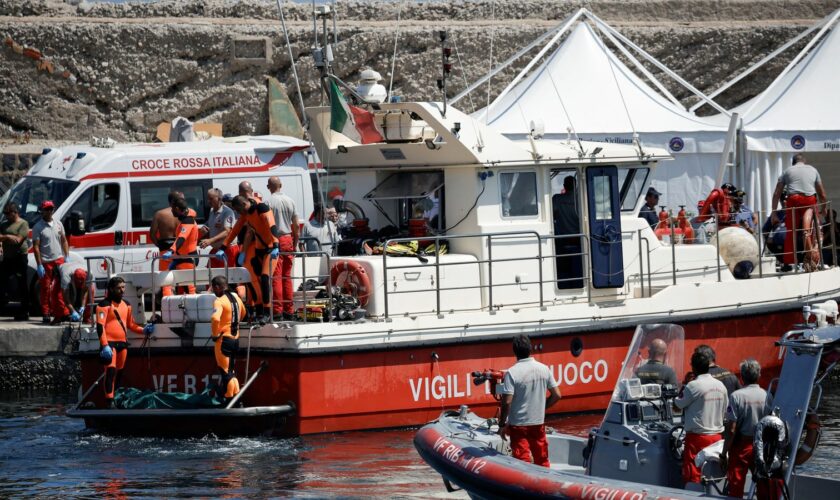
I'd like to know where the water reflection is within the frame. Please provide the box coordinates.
[0,389,837,497]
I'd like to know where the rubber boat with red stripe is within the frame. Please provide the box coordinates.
[414,321,840,499]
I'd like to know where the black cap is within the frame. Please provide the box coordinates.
[646,187,662,197]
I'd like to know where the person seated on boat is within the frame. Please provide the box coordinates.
[210,275,245,400]
[497,335,562,468]
[638,187,661,229]
[552,176,583,289]
[162,197,200,295]
[771,154,828,269]
[674,351,727,486]
[60,264,92,324]
[762,207,787,261]
[301,204,340,256]
[97,276,155,408]
[634,338,678,387]
[720,359,767,498]
[695,345,741,396]
[731,190,758,233]
[696,183,738,228]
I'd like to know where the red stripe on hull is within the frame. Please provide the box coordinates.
[78,308,801,435]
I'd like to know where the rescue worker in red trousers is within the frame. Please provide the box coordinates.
[210,275,246,400]
[97,276,155,408]
[162,197,199,295]
[32,200,69,324]
[498,335,562,467]
[674,351,728,485]
[771,153,829,267]
[216,195,280,325]
[720,359,767,498]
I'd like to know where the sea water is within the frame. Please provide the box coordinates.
[0,389,837,497]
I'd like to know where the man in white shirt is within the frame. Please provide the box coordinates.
[32,200,69,324]
[498,335,562,467]
[674,351,727,485]
[301,204,340,255]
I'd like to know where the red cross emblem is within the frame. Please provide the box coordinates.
[99,260,109,272]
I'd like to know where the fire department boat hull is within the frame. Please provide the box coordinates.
[74,304,817,435]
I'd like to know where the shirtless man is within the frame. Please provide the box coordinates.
[150,191,185,297]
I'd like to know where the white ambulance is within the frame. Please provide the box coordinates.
[0,135,317,304]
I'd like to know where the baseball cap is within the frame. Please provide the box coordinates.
[40,200,55,210]
[646,187,662,197]
[72,268,88,283]
[222,194,233,203]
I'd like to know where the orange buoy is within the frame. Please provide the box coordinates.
[330,260,372,307]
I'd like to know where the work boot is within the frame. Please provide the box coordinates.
[282,312,296,322]
[42,315,51,325]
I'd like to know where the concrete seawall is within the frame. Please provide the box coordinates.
[0,321,80,392]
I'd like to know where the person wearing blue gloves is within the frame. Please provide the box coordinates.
[60,264,91,323]
[32,200,69,324]
[96,276,155,408]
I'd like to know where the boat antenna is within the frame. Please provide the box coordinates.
[275,0,309,130]
[312,3,336,103]
[452,38,477,114]
[387,0,406,102]
[484,0,496,124]
[546,71,585,156]
[436,31,452,117]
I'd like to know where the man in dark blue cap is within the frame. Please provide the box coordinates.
[639,187,661,228]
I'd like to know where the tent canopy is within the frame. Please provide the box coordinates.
[473,20,730,211]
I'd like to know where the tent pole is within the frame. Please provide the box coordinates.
[586,12,730,117]
[590,19,684,110]
[716,113,740,187]
[473,8,586,122]
[741,8,840,119]
[688,16,828,113]
[450,13,573,106]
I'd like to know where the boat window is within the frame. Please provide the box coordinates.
[0,176,79,226]
[500,171,538,218]
[592,175,613,221]
[129,179,212,228]
[63,183,120,232]
[364,171,444,200]
[618,167,650,212]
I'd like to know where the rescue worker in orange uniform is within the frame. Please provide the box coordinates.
[210,275,246,400]
[216,195,280,325]
[97,276,155,407]
[162,197,199,295]
[151,191,193,297]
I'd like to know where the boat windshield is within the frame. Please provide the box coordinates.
[0,176,79,226]
[610,323,684,403]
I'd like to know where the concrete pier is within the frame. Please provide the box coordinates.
[0,319,81,393]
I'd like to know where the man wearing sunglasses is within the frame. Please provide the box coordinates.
[32,200,69,324]
[0,202,30,320]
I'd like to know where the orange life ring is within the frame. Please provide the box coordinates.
[330,260,372,307]
[794,413,821,465]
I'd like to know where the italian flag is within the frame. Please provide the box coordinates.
[329,79,384,144]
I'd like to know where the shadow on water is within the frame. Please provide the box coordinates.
[0,387,838,497]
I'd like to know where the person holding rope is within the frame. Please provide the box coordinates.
[771,154,828,269]
[97,277,155,408]
[210,275,245,400]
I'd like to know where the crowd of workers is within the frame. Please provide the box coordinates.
[0,178,343,326]
[500,334,779,498]
[639,153,833,272]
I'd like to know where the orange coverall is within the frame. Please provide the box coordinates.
[223,201,279,314]
[169,214,199,294]
[211,291,246,398]
[96,298,145,400]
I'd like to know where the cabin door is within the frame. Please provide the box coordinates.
[586,167,624,288]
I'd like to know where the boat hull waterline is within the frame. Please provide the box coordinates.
[75,307,803,435]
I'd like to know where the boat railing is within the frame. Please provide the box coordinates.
[76,255,117,324]
[632,200,837,297]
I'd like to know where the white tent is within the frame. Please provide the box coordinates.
[462,12,731,211]
[737,10,840,215]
